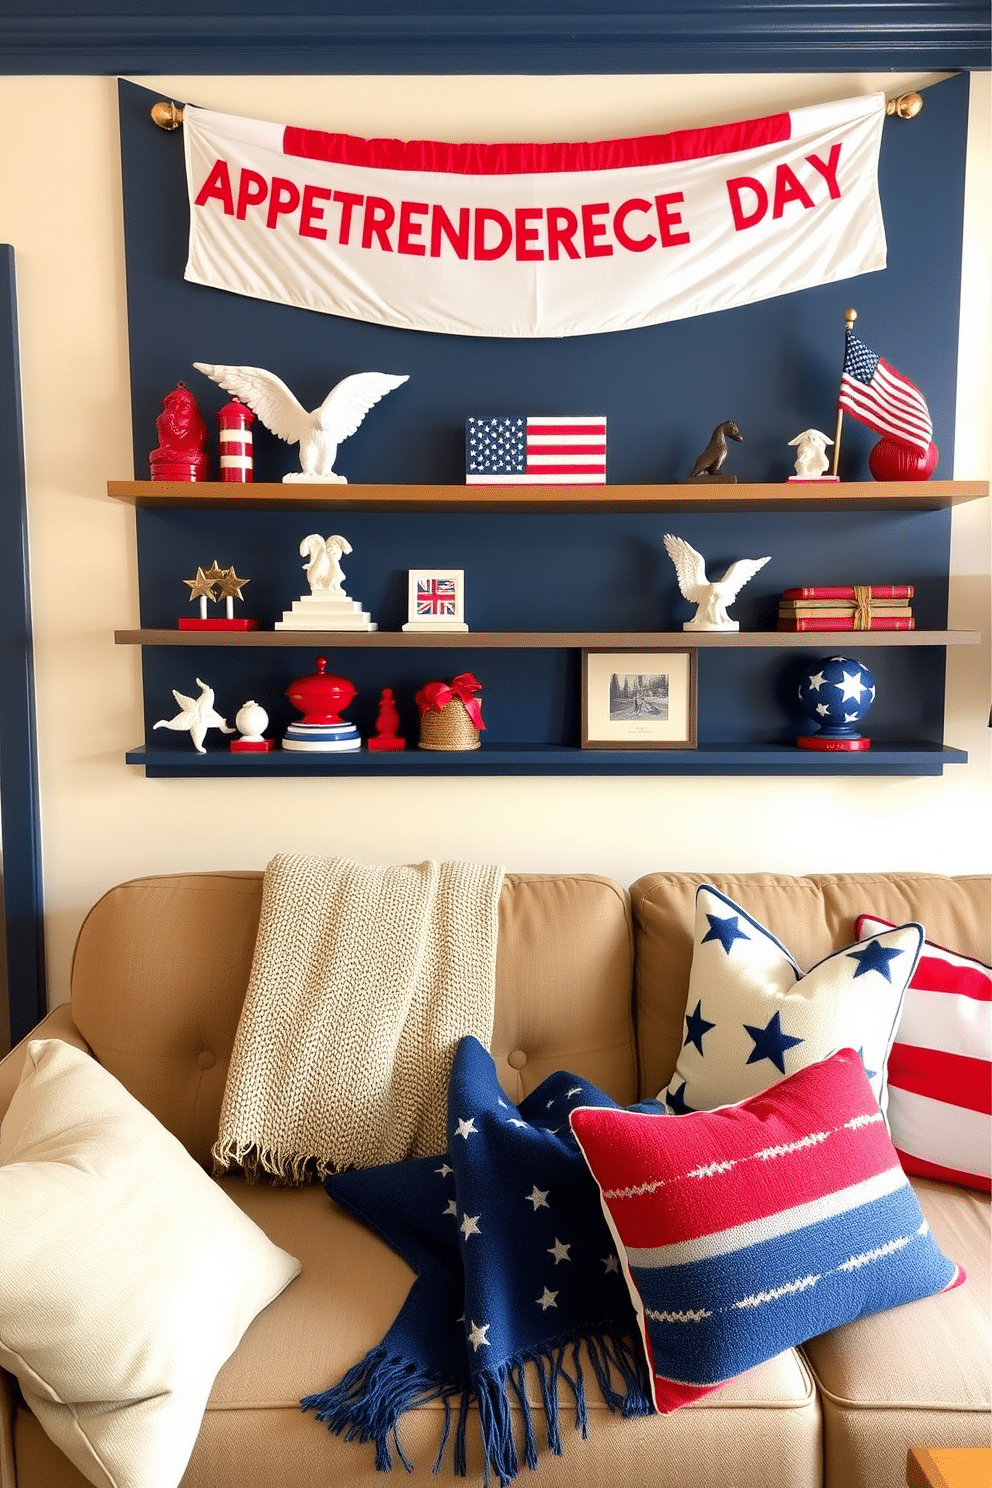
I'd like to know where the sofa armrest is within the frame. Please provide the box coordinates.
[0,1005,93,1126]
[0,1363,17,1488]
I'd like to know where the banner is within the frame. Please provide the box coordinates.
[184,94,887,339]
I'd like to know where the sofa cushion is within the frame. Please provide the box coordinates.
[658,884,920,1115]
[570,1049,962,1414]
[857,915,991,1192]
[69,871,637,1165]
[107,1176,817,1488]
[0,1040,300,1488]
[802,1178,990,1488]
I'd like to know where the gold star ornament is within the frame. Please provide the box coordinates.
[183,566,218,603]
[215,565,250,601]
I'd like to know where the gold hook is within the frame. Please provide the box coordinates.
[885,92,923,120]
[151,101,184,131]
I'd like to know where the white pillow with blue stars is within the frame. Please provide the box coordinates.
[659,884,923,1118]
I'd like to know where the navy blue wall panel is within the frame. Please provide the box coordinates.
[118,74,969,761]
[120,75,968,486]
[135,505,951,750]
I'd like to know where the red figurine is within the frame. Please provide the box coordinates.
[368,687,405,751]
[217,398,255,483]
[283,656,361,753]
[149,382,210,482]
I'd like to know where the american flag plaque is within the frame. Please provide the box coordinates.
[402,569,469,632]
[466,416,607,484]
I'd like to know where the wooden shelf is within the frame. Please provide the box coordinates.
[116,628,980,649]
[125,740,968,779]
[107,479,990,514]
[114,477,983,779]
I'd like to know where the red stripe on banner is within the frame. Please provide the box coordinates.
[888,1043,992,1115]
[283,113,792,176]
[915,954,992,1001]
[527,424,606,435]
[897,1147,991,1193]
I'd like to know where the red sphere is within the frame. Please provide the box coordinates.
[868,437,939,482]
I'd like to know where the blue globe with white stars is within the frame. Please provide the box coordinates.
[797,655,876,740]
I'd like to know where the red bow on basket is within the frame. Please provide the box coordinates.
[414,672,486,731]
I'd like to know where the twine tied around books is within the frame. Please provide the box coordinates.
[853,585,873,629]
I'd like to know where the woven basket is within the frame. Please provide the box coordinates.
[418,698,481,751]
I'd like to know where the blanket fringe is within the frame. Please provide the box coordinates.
[212,1138,332,1187]
[302,1346,456,1472]
[303,1327,652,1485]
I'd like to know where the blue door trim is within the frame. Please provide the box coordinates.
[0,246,46,1045]
[0,4,988,75]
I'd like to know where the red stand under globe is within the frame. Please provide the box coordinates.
[868,437,939,482]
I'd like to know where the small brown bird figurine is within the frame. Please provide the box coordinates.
[689,420,743,479]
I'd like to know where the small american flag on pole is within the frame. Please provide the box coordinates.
[466,416,607,484]
[838,332,933,456]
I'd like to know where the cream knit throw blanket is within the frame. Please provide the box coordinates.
[212,854,504,1183]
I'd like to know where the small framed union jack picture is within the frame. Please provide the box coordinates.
[401,569,469,633]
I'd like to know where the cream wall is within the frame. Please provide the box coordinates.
[0,71,988,1009]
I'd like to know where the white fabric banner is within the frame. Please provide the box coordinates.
[183,94,887,339]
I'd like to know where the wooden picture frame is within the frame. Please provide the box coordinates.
[581,648,697,750]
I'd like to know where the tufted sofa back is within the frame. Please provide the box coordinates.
[69,870,637,1167]
[69,867,990,1169]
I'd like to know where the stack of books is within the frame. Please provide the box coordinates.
[777,585,915,631]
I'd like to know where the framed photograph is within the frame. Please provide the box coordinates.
[401,569,468,632]
[581,649,697,749]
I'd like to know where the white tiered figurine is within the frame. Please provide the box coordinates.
[274,534,377,631]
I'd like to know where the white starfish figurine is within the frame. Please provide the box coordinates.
[663,533,770,632]
[154,678,235,753]
[193,363,409,483]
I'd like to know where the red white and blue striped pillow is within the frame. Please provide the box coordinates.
[858,915,991,1192]
[571,1048,963,1413]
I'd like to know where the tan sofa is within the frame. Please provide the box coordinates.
[1,868,989,1488]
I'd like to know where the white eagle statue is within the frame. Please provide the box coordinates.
[193,363,409,483]
[663,533,771,632]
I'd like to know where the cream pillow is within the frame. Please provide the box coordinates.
[0,1039,300,1488]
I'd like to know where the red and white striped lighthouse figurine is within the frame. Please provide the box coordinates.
[217,398,255,482]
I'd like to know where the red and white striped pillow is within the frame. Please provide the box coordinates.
[858,915,991,1192]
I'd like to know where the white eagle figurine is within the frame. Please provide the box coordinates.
[663,533,770,632]
[193,363,409,483]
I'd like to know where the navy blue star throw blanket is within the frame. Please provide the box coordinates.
[302,1036,656,1483]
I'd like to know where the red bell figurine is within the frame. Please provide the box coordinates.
[416,672,485,751]
[218,398,255,483]
[367,687,405,751]
[179,560,258,631]
[283,656,361,753]
[149,382,210,482]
